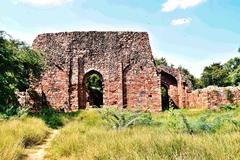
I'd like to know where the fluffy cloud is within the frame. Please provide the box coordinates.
[171,18,192,26]
[162,0,205,12]
[14,0,73,7]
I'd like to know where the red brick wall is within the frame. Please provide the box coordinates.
[187,86,240,108]
[40,67,68,109]
[31,31,161,111]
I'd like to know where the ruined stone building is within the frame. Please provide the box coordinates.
[20,31,240,112]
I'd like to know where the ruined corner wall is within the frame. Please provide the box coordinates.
[30,31,161,111]
[187,86,240,109]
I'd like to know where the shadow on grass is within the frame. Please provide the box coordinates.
[31,107,81,129]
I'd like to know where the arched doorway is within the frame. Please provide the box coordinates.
[161,83,169,111]
[160,71,178,110]
[83,70,103,108]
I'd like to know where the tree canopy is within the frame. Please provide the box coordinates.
[0,31,44,105]
[154,57,168,66]
[200,63,229,87]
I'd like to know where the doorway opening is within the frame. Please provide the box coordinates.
[83,70,103,108]
[161,84,169,111]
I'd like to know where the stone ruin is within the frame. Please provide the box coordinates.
[17,31,240,111]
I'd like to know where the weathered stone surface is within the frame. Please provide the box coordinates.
[30,31,161,111]
[187,86,240,109]
[157,65,191,108]
[17,31,240,111]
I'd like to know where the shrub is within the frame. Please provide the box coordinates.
[100,109,153,129]
[35,107,79,129]
[226,89,234,101]
[220,104,236,111]
[0,104,29,119]
[180,112,231,134]
[0,31,44,106]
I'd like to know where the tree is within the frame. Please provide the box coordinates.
[224,57,240,73]
[0,31,44,105]
[201,63,229,87]
[154,57,168,66]
[224,57,240,86]
[228,65,240,86]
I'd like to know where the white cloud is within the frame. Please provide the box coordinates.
[162,0,205,12]
[171,18,192,26]
[14,0,73,7]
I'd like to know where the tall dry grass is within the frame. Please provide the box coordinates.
[46,108,240,160]
[0,117,50,160]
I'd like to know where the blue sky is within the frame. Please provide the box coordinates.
[0,0,240,77]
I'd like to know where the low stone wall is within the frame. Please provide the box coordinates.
[187,86,240,109]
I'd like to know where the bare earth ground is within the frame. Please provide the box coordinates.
[25,129,59,160]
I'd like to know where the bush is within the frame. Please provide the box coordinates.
[100,109,153,129]
[0,31,44,106]
[220,104,236,111]
[0,104,29,119]
[36,107,80,129]
[226,89,234,101]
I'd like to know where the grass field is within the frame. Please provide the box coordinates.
[0,106,240,160]
[0,117,50,160]
[45,107,240,160]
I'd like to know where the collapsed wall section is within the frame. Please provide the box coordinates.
[187,86,240,108]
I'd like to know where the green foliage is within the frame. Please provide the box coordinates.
[36,107,79,129]
[0,31,44,105]
[201,63,229,87]
[85,74,102,93]
[0,104,29,119]
[181,114,224,134]
[220,103,236,111]
[47,108,240,160]
[232,120,240,127]
[85,73,103,107]
[227,65,240,86]
[101,109,153,129]
[180,114,194,134]
[164,108,239,134]
[154,57,168,66]
[226,89,234,101]
[166,107,182,129]
[199,57,240,88]
[224,57,240,73]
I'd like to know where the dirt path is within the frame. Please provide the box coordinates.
[25,129,59,160]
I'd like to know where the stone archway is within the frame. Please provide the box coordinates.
[157,65,192,110]
[160,70,179,110]
[82,70,104,108]
[161,83,169,111]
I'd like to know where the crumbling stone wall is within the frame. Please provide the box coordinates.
[17,31,240,112]
[31,31,161,111]
[187,86,240,108]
